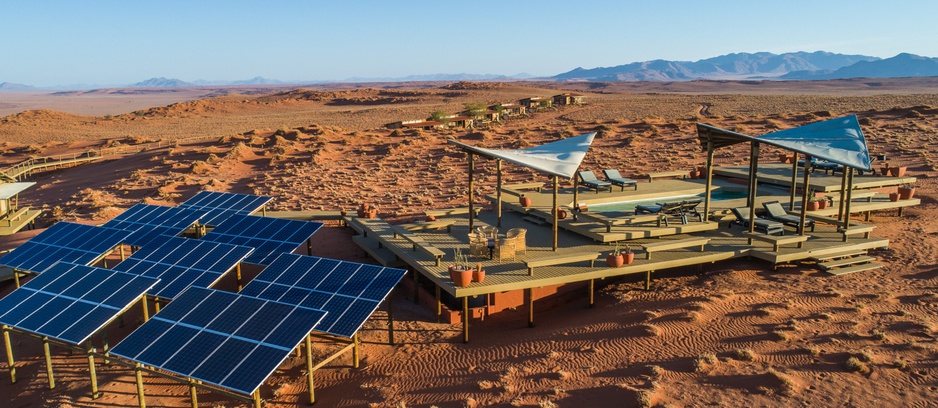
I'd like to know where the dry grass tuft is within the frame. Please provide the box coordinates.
[734,349,756,361]
[845,357,870,374]
[639,324,661,337]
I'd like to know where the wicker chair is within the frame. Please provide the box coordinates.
[506,228,527,255]
[468,232,488,257]
[495,236,516,261]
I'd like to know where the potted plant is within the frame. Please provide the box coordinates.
[879,164,890,176]
[889,192,900,202]
[358,203,378,219]
[472,262,485,283]
[888,166,907,177]
[449,249,472,287]
[817,196,829,210]
[519,194,532,207]
[606,243,625,268]
[779,154,791,163]
[806,196,820,211]
[898,184,915,200]
[622,244,635,265]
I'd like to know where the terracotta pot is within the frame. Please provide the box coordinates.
[425,215,437,222]
[688,170,700,179]
[697,166,707,175]
[452,269,472,287]
[553,207,567,220]
[779,154,791,163]
[888,166,907,177]
[606,253,625,268]
[817,199,828,209]
[623,252,635,265]
[898,187,915,200]
[880,167,889,176]
[889,192,900,202]
[520,195,532,207]
[472,269,485,283]
[806,201,820,211]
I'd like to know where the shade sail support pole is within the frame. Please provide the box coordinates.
[747,143,759,234]
[703,140,714,222]
[789,152,799,208]
[468,153,474,231]
[799,156,812,236]
[496,159,502,228]
[552,175,559,251]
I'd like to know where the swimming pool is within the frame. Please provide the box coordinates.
[590,190,748,213]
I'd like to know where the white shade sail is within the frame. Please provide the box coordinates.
[449,132,596,179]
[697,115,873,171]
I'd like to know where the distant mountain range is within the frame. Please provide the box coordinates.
[4,52,938,91]
[553,52,938,82]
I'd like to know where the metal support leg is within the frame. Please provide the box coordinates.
[254,389,262,408]
[352,333,360,369]
[413,271,419,304]
[306,335,315,405]
[189,378,198,408]
[87,343,99,399]
[135,363,146,408]
[236,263,243,292]
[3,326,15,383]
[645,271,652,290]
[13,270,20,288]
[141,297,149,321]
[43,337,54,389]
[102,329,109,365]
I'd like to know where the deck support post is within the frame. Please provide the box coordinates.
[703,141,714,221]
[526,288,535,328]
[387,293,395,345]
[462,297,469,344]
[798,156,812,236]
[134,363,146,408]
[588,279,595,308]
[838,167,849,220]
[645,271,653,290]
[844,169,854,228]
[789,152,799,208]
[189,378,198,408]
[496,159,502,228]
[43,337,54,389]
[87,343,99,399]
[573,175,579,218]
[747,142,760,235]
[306,335,315,405]
[468,153,474,231]
[435,285,441,324]
[552,175,559,251]
[3,326,15,383]
[412,271,419,304]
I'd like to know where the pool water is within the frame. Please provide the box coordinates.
[590,190,748,213]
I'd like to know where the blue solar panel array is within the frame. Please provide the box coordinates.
[240,253,406,337]
[0,262,158,344]
[179,191,272,226]
[112,236,254,300]
[202,215,322,266]
[110,286,326,396]
[0,222,130,274]
[103,204,206,247]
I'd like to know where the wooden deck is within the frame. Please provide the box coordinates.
[350,210,889,300]
[714,164,916,193]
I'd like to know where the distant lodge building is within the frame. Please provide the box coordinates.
[553,92,584,106]
[385,94,583,130]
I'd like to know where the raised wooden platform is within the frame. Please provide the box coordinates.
[714,164,916,193]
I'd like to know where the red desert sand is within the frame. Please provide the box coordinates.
[0,80,937,407]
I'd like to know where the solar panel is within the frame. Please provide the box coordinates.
[111,236,254,300]
[0,222,130,274]
[110,286,326,396]
[202,215,322,266]
[240,253,406,337]
[179,191,272,226]
[0,262,158,344]
[103,204,206,247]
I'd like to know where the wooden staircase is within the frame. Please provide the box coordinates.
[809,250,883,276]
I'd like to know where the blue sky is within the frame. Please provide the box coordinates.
[3,1,937,87]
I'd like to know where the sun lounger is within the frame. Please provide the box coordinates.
[602,169,638,191]
[635,201,686,225]
[577,171,613,193]
[762,201,814,232]
[678,199,703,222]
[730,207,784,236]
